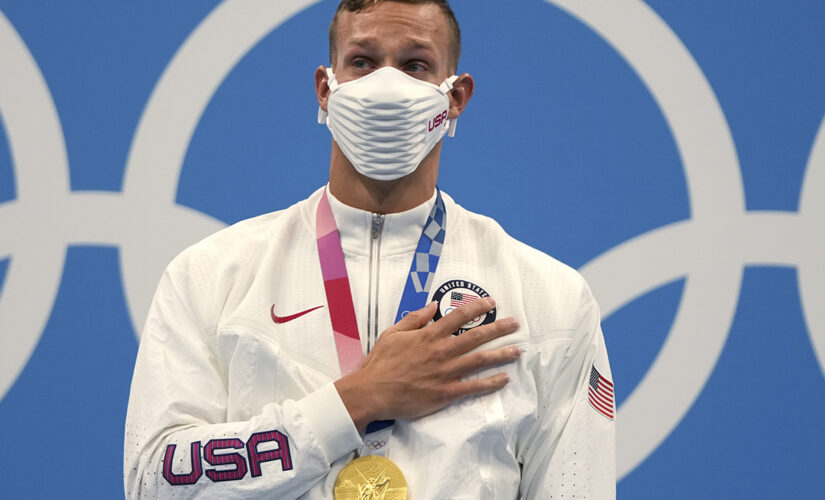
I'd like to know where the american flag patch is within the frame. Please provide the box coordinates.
[450,291,479,307]
[588,365,614,420]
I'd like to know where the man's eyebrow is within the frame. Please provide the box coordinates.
[402,36,436,50]
[344,36,436,52]
[346,36,378,48]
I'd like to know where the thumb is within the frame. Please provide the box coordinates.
[389,301,438,333]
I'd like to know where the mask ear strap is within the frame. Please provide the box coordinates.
[442,75,459,137]
[440,75,458,93]
[447,117,458,137]
[318,67,337,124]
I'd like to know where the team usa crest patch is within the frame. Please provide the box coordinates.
[431,280,496,335]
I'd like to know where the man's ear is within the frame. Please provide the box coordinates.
[315,65,331,112]
[448,73,475,119]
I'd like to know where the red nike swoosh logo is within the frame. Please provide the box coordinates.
[270,304,324,324]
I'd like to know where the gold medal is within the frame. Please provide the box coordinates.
[334,455,408,500]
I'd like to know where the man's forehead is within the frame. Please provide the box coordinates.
[336,2,450,51]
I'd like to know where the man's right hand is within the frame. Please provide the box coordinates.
[334,297,521,432]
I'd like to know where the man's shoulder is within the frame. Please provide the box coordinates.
[448,195,595,308]
[449,196,587,281]
[174,210,283,264]
[166,191,316,278]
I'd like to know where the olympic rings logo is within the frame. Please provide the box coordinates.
[0,0,822,482]
[365,440,387,450]
[442,307,484,327]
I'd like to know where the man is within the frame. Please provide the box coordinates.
[124,0,615,498]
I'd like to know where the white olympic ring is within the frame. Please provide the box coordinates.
[0,0,822,483]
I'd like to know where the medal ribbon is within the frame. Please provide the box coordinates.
[316,187,446,456]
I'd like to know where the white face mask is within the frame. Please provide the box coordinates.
[318,66,459,181]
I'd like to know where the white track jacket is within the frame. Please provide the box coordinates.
[124,187,615,499]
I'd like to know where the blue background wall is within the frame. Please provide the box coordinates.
[1,0,823,497]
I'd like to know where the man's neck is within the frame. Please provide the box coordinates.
[328,142,440,214]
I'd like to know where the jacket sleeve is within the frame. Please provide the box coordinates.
[123,268,362,499]
[519,292,616,499]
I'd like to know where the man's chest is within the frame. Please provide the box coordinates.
[213,242,535,416]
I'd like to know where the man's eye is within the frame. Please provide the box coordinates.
[353,58,372,69]
[404,61,427,73]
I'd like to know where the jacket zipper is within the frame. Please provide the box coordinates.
[366,213,385,353]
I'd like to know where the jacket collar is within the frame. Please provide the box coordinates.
[314,185,437,257]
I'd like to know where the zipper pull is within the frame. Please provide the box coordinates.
[371,213,385,240]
